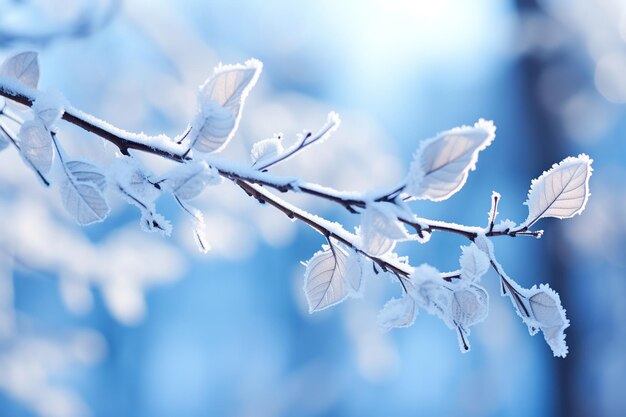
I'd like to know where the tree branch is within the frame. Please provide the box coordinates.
[0,79,540,248]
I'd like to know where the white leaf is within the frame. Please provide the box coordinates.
[345,250,363,294]
[459,243,490,282]
[18,119,53,175]
[528,284,569,357]
[60,177,110,225]
[32,91,65,129]
[523,154,593,227]
[191,59,262,153]
[360,202,410,256]
[413,264,450,317]
[0,51,39,88]
[65,160,107,192]
[303,243,351,313]
[450,285,489,328]
[406,119,495,201]
[110,157,160,203]
[164,160,219,200]
[251,136,284,166]
[378,293,417,331]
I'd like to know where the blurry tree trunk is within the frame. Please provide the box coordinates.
[515,1,581,416]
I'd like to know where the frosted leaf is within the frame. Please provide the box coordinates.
[251,136,284,166]
[65,160,107,192]
[175,197,210,253]
[18,119,53,176]
[303,242,351,313]
[413,264,451,317]
[450,285,489,328]
[360,202,410,256]
[459,243,490,282]
[110,157,160,203]
[111,157,170,235]
[0,51,39,88]
[140,211,172,236]
[406,119,495,201]
[60,176,110,226]
[163,160,220,200]
[345,250,363,294]
[523,154,593,227]
[191,59,262,153]
[378,292,417,330]
[528,284,569,357]
[32,91,65,129]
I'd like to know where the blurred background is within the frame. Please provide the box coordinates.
[0,0,624,416]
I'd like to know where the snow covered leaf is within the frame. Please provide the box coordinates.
[528,285,569,357]
[32,91,65,129]
[378,291,417,331]
[459,243,490,282]
[191,59,262,153]
[110,157,160,203]
[406,119,495,201]
[110,157,171,235]
[450,285,489,328]
[18,119,53,177]
[345,250,364,294]
[0,51,39,88]
[140,210,172,236]
[60,178,110,225]
[360,202,410,256]
[174,196,210,253]
[65,160,107,192]
[163,160,220,200]
[523,154,593,228]
[413,264,450,317]
[251,136,284,166]
[303,242,351,313]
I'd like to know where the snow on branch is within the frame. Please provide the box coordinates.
[0,51,594,358]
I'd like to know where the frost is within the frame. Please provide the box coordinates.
[459,243,490,282]
[492,219,517,232]
[190,59,262,153]
[406,119,495,201]
[110,157,170,235]
[303,241,354,313]
[250,135,284,166]
[163,160,220,200]
[360,202,410,256]
[527,284,569,357]
[523,154,593,227]
[18,118,53,180]
[449,285,489,352]
[32,91,66,129]
[378,292,418,331]
[0,51,39,89]
[412,264,450,316]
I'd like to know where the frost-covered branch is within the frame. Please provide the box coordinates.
[0,51,593,357]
